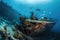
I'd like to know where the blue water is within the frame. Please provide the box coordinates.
[1,0,60,32]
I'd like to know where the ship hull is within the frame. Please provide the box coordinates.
[24,19,56,36]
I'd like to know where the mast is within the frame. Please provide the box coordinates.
[30,12,37,20]
[30,12,34,20]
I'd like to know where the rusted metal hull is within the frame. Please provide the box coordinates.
[24,19,56,36]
